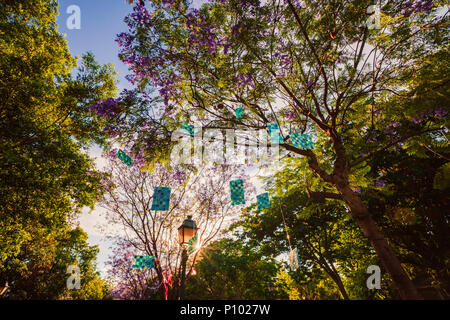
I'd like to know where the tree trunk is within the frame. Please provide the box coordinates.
[179,248,188,300]
[326,263,350,300]
[322,265,349,299]
[316,253,349,299]
[337,185,422,300]
[333,274,349,300]
[157,278,166,300]
[154,262,167,300]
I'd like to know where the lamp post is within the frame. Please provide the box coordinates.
[0,281,8,296]
[177,215,198,300]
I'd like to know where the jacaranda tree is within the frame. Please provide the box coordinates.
[100,150,245,299]
[89,0,450,299]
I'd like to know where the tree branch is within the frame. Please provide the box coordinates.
[305,184,343,200]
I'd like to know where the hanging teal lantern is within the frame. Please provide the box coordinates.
[116,149,133,167]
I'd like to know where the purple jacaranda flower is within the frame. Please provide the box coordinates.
[410,117,421,124]
[402,0,434,17]
[285,111,297,121]
[235,72,255,90]
[108,148,118,159]
[223,37,233,54]
[88,98,122,119]
[352,188,361,193]
[116,32,134,48]
[125,74,136,85]
[375,180,386,188]
[129,3,153,25]
[433,107,448,119]
[282,0,301,7]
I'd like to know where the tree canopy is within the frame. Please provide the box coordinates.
[92,0,448,299]
[1,0,448,300]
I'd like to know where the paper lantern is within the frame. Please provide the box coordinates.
[257,193,270,210]
[235,107,244,118]
[187,233,198,255]
[230,179,245,206]
[151,187,171,211]
[182,121,195,136]
[290,133,315,149]
[132,255,155,269]
[116,149,133,167]
[267,123,284,144]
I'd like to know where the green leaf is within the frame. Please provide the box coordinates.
[433,162,450,190]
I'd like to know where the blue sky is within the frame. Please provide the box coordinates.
[57,0,135,276]
[57,0,134,91]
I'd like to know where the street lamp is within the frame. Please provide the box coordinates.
[178,215,198,246]
[178,215,198,300]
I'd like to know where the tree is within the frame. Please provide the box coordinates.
[364,149,450,298]
[106,240,160,300]
[186,238,286,300]
[100,150,245,299]
[104,0,449,299]
[228,132,449,299]
[231,186,397,299]
[0,0,117,298]
[1,227,110,300]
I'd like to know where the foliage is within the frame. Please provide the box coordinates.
[0,0,116,299]
[104,0,449,298]
[1,0,449,300]
[186,238,286,300]
[364,150,450,298]
[2,227,110,300]
[101,153,245,299]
